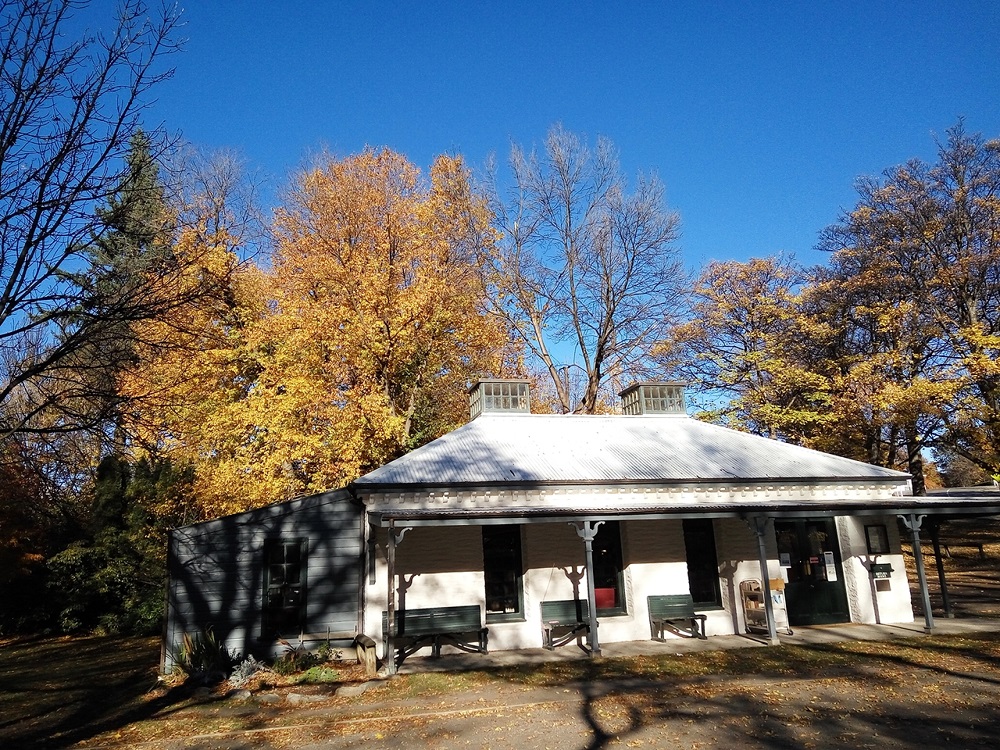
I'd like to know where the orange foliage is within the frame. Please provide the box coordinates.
[123,150,515,514]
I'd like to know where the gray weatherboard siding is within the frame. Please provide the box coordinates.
[164,490,363,670]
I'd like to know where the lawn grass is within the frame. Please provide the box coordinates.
[0,635,161,749]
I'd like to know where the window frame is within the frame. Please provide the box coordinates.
[482,524,525,624]
[261,537,308,640]
[865,523,890,555]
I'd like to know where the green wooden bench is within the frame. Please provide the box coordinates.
[540,599,591,651]
[382,605,488,667]
[941,541,987,560]
[648,594,708,640]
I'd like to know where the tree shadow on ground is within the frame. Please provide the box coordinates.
[469,629,1000,750]
[561,646,1000,750]
[0,635,197,749]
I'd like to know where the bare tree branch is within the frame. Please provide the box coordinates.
[484,125,686,412]
[0,0,181,440]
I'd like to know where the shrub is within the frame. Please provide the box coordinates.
[296,665,341,684]
[316,641,345,662]
[171,628,238,682]
[271,641,321,675]
[228,655,265,688]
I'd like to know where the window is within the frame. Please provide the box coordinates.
[483,525,523,622]
[593,522,626,615]
[262,539,306,638]
[865,524,890,555]
[683,519,721,607]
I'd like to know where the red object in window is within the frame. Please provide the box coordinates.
[594,587,616,609]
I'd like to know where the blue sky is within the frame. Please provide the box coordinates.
[137,1,999,272]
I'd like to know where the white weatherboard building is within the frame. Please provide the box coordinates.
[164,381,1000,672]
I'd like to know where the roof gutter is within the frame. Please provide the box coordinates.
[367,495,1000,528]
[353,475,909,495]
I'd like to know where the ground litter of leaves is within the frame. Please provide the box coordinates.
[4,520,1000,749]
[3,631,999,750]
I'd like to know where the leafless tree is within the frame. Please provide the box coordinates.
[0,0,180,438]
[485,125,686,412]
[164,142,269,260]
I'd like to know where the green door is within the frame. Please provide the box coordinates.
[774,518,850,626]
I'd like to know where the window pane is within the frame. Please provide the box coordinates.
[269,564,285,585]
[593,522,624,613]
[483,525,523,617]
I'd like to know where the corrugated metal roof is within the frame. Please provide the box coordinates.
[354,414,909,488]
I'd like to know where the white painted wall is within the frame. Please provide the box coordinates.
[836,516,914,625]
[363,513,915,656]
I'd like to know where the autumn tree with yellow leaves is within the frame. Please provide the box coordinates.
[813,122,1000,488]
[261,149,512,495]
[125,149,514,514]
[666,124,1000,491]
[657,256,832,441]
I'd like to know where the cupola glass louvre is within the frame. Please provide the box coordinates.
[469,379,531,419]
[620,382,686,415]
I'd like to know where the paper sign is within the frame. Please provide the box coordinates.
[824,551,837,581]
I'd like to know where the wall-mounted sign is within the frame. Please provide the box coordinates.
[871,563,894,580]
[824,551,838,581]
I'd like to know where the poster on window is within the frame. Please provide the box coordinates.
[824,551,838,581]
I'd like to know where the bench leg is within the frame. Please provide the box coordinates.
[650,620,665,642]
[694,617,707,640]
[542,625,554,650]
[656,617,708,640]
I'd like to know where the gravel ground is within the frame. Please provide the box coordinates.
[73,629,1000,750]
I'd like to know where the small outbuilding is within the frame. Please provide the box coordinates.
[164,490,364,668]
[164,380,1000,672]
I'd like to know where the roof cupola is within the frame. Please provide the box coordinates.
[469,379,531,419]
[619,382,686,415]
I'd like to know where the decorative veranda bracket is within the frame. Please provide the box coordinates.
[368,522,413,585]
[571,520,605,540]
[897,514,926,532]
[393,526,413,545]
